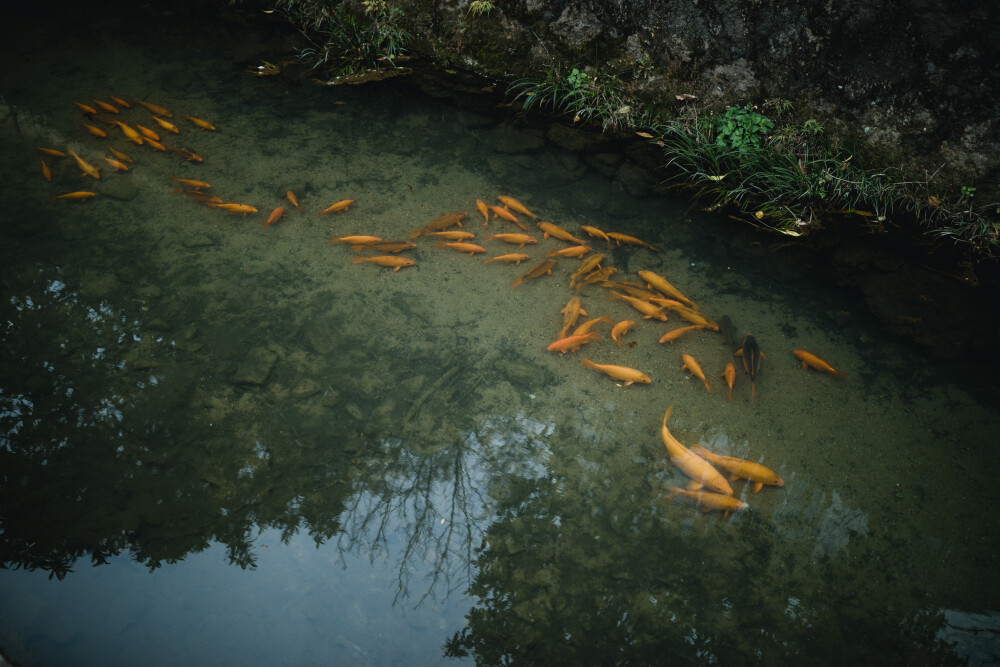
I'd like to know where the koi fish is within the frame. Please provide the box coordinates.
[792,350,847,379]
[547,331,601,354]
[611,320,634,348]
[606,232,660,251]
[319,199,354,214]
[353,241,416,253]
[546,245,591,258]
[106,145,132,163]
[74,101,98,115]
[182,115,216,130]
[581,225,611,247]
[67,150,100,179]
[557,297,587,339]
[658,325,706,345]
[661,406,733,495]
[144,137,167,151]
[329,235,382,245]
[574,266,616,291]
[665,486,747,518]
[81,122,107,138]
[581,357,651,385]
[171,187,222,204]
[261,207,286,227]
[102,156,129,172]
[536,221,586,245]
[718,315,739,351]
[208,202,258,216]
[409,211,467,238]
[109,95,130,108]
[689,445,784,493]
[91,113,120,127]
[50,191,96,202]
[497,195,536,218]
[637,270,696,309]
[720,362,736,401]
[569,254,604,287]
[169,175,210,189]
[36,147,66,157]
[285,191,303,211]
[609,291,667,321]
[661,304,718,331]
[149,115,180,134]
[351,256,414,272]
[483,253,530,265]
[40,159,52,181]
[435,241,485,255]
[426,230,476,241]
[172,148,202,162]
[735,334,764,401]
[114,121,144,145]
[92,99,119,114]
[489,205,526,230]
[511,259,556,287]
[134,125,158,142]
[572,315,612,336]
[475,199,490,225]
[486,233,537,248]
[133,99,173,117]
[681,353,712,393]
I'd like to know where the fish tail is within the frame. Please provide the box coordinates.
[350,257,368,264]
[408,229,423,239]
[511,277,524,288]
[580,357,597,370]
[831,370,848,379]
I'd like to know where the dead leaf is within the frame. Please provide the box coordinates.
[928,195,941,207]
[675,94,696,101]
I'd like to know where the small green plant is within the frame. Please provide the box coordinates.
[567,68,589,89]
[802,118,823,136]
[714,105,774,152]
[467,0,495,17]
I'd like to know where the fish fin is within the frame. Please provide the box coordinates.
[832,370,847,379]
[729,473,739,481]
[580,308,587,316]
[685,480,701,491]
[751,482,763,494]
[801,361,809,370]
[624,381,633,386]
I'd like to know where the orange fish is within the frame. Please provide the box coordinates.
[182,115,216,130]
[67,150,100,179]
[497,195,536,218]
[208,202,258,216]
[486,233,537,248]
[149,115,180,134]
[475,199,490,226]
[681,354,712,393]
[81,123,107,138]
[351,256,415,272]
[435,241,485,255]
[536,221,586,245]
[171,187,222,204]
[658,325,706,345]
[409,211,467,238]
[427,230,476,240]
[36,147,66,158]
[488,205,525,229]
[611,320,634,348]
[102,156,129,172]
[557,297,587,339]
[261,206,286,227]
[720,362,736,401]
[115,121,144,145]
[144,137,167,152]
[581,225,611,248]
[353,241,415,253]
[574,266,617,291]
[285,191,303,211]
[607,232,659,252]
[661,304,718,331]
[666,486,747,518]
[136,125,160,141]
[569,254,604,287]
[40,159,52,182]
[169,176,211,189]
[792,350,847,379]
[661,406,733,495]
[511,259,557,287]
[74,101,98,115]
[547,331,602,354]
[329,235,382,245]
[608,291,667,321]
[571,315,612,336]
[109,95,130,108]
[690,445,784,494]
[580,357,651,385]
[92,99,119,114]
[172,148,203,162]
[637,270,697,309]
[106,145,132,163]
[546,245,591,258]
[319,199,354,214]
[133,99,172,117]
[483,253,530,265]
[50,191,97,202]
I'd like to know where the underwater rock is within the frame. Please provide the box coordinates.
[291,378,321,399]
[505,358,554,389]
[100,178,141,202]
[487,124,545,154]
[615,161,656,196]
[233,346,278,385]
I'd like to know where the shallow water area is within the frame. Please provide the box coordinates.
[2,3,1000,665]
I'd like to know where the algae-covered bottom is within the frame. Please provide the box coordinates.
[1,4,998,665]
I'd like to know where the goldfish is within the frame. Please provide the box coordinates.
[319,199,354,214]
[329,235,382,245]
[136,125,160,141]
[149,115,180,134]
[690,445,784,494]
[792,349,847,378]
[475,199,490,225]
[572,315,612,336]
[497,195,536,218]
[581,225,611,247]
[609,291,667,321]
[546,245,591,258]
[720,362,736,401]
[660,406,733,495]
[92,99,119,114]
[718,315,739,351]
[574,266,617,291]
[488,205,525,230]
[681,353,712,393]
[557,297,587,339]
[486,233,537,248]
[91,114,120,127]
[109,95,130,108]
[169,175,210,189]
[40,159,52,181]
[409,211,467,238]
[208,202,258,216]
[133,99,172,117]
[547,331,602,354]
[36,147,66,157]
[606,232,659,252]
[81,122,107,138]
[611,320,634,348]
[74,101,98,115]
[637,270,697,309]
[106,145,132,163]
[665,486,747,518]
[351,256,414,272]
[50,191,97,202]
[172,148,202,161]
[352,241,416,253]
[285,191,303,211]
[427,231,476,240]
[735,334,764,400]
[261,206,286,227]
[144,137,167,151]
[536,221,586,245]
[662,305,717,330]
[182,115,216,130]
[171,187,222,204]
[511,259,557,287]
[658,325,704,345]
[435,241,485,255]
[67,150,100,179]
[569,254,604,287]
[114,121,144,145]
[581,357,651,385]
[483,253,530,265]
[102,156,129,172]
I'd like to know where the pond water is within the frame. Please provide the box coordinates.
[2,4,999,665]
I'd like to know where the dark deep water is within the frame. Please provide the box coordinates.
[1,4,999,666]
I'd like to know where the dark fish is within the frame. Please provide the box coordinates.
[735,334,764,401]
[719,315,738,350]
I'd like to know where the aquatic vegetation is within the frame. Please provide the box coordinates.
[467,0,495,17]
